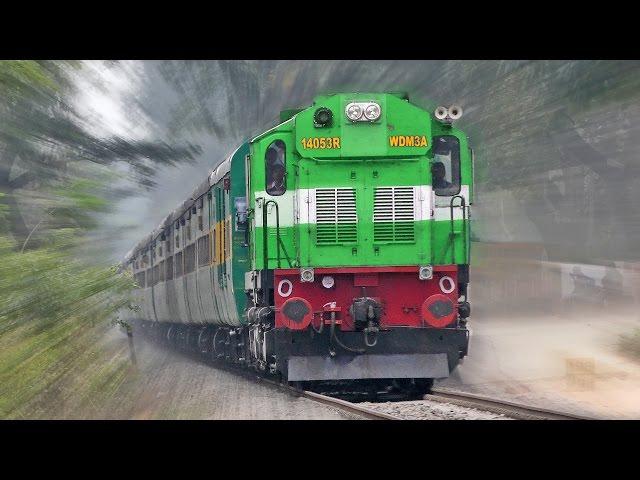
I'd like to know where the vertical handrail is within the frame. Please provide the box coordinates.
[262,200,281,269]
[449,195,467,264]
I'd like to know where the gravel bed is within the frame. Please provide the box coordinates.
[93,335,357,420]
[359,400,513,420]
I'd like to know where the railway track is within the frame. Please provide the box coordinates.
[427,387,595,420]
[298,390,400,420]
[131,331,593,420]
[298,386,595,420]
[206,361,590,420]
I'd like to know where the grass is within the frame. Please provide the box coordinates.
[0,223,138,418]
[0,317,133,419]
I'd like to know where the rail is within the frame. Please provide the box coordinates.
[428,387,595,420]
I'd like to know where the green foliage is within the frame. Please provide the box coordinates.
[0,234,136,330]
[0,193,7,230]
[0,179,139,417]
[0,60,197,417]
[0,60,59,98]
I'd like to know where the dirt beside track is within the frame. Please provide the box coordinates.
[97,333,358,420]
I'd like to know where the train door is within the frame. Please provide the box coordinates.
[214,184,231,325]
[195,197,213,323]
[165,224,180,322]
[208,187,223,324]
[252,133,296,271]
[222,177,236,325]
[181,214,195,324]
[432,135,468,265]
[148,248,159,323]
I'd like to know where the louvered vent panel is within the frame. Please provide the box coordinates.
[373,187,416,242]
[315,188,357,244]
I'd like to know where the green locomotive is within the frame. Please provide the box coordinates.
[123,92,472,394]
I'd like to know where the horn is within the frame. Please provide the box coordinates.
[448,104,463,120]
[434,106,448,121]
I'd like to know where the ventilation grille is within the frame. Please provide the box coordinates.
[373,187,415,242]
[315,188,357,244]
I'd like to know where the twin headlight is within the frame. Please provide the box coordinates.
[345,102,382,122]
[434,105,463,122]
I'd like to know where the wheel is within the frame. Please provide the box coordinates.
[289,381,305,392]
[408,378,433,399]
[197,327,211,355]
[393,378,433,400]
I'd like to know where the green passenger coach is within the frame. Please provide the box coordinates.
[122,92,472,396]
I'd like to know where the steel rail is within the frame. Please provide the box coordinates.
[299,390,399,420]
[249,373,399,420]
[428,387,596,420]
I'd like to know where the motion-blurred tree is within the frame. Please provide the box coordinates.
[0,60,200,248]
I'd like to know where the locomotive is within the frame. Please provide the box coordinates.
[122,92,473,396]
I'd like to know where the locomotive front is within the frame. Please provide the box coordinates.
[247,93,472,389]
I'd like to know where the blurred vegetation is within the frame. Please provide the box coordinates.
[0,179,139,417]
[0,60,198,418]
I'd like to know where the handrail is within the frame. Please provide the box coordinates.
[449,195,467,264]
[262,200,281,269]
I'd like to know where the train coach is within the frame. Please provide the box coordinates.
[122,92,473,396]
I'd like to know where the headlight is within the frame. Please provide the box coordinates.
[345,103,364,121]
[448,104,463,120]
[364,103,381,121]
[346,102,382,122]
[434,106,448,121]
[321,276,335,289]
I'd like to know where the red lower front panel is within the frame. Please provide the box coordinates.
[274,266,458,331]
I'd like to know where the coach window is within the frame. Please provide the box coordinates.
[175,251,183,278]
[184,244,196,274]
[265,139,286,196]
[432,135,461,197]
[166,256,174,280]
[235,196,247,232]
[197,235,210,267]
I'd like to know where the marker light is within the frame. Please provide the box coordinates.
[418,265,433,280]
[300,268,315,283]
[448,104,463,120]
[346,102,382,122]
[434,106,448,121]
[364,103,381,121]
[345,103,364,121]
[314,107,333,127]
[321,276,335,289]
